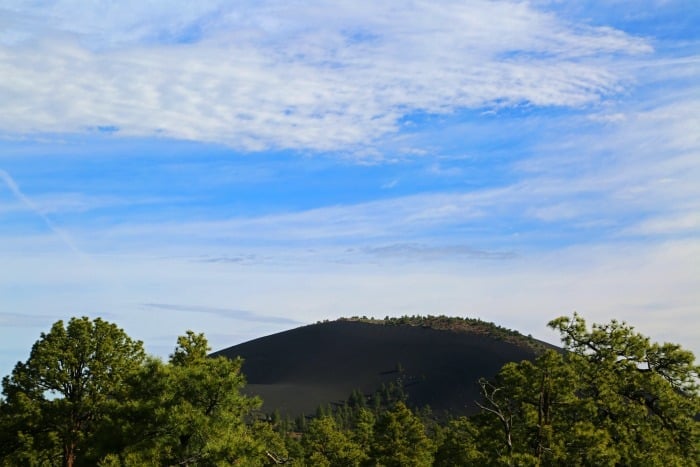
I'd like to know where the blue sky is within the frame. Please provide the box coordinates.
[1,0,698,376]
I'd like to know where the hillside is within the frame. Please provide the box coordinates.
[213,315,555,417]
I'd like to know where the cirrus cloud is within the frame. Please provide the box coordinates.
[0,1,650,152]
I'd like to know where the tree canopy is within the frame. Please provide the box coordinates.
[473,313,700,465]
[1,313,698,466]
[0,317,145,467]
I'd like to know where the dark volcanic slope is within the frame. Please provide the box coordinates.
[213,320,549,417]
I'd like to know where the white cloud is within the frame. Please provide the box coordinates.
[512,76,700,233]
[0,1,650,151]
[1,236,698,379]
[48,190,500,251]
[624,212,700,236]
[1,0,697,379]
[141,302,302,325]
[0,191,177,216]
[362,243,515,261]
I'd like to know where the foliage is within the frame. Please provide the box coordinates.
[433,417,484,466]
[0,322,277,466]
[301,416,366,466]
[1,312,698,466]
[549,314,700,465]
[370,401,435,466]
[99,331,267,465]
[473,313,700,466]
[0,317,145,467]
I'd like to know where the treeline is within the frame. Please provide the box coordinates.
[336,314,547,351]
[1,314,698,466]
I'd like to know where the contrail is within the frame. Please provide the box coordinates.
[0,168,84,256]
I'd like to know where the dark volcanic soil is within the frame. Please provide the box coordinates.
[213,320,548,417]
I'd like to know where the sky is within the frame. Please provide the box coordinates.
[0,0,698,377]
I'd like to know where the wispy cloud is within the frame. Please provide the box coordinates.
[362,243,516,261]
[195,254,264,265]
[2,237,697,362]
[0,1,650,152]
[0,169,84,256]
[381,179,398,189]
[0,0,697,379]
[142,302,302,325]
[622,213,700,237]
[0,191,182,216]
[0,312,58,327]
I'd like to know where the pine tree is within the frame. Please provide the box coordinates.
[370,402,434,466]
[1,317,145,467]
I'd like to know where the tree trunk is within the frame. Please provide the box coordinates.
[63,441,76,467]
